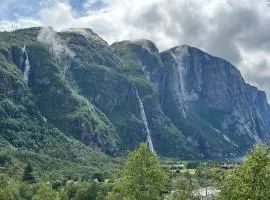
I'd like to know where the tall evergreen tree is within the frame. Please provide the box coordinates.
[22,163,36,184]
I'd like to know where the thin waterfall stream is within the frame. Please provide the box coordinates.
[161,73,166,105]
[135,87,155,153]
[22,46,31,83]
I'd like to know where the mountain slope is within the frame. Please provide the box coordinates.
[160,45,270,156]
[1,27,270,159]
[0,28,198,158]
[59,30,197,158]
[112,41,270,157]
[0,37,117,180]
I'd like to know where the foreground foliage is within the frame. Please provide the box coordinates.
[0,175,112,200]
[0,143,270,200]
[108,143,168,200]
[171,179,200,200]
[217,144,270,200]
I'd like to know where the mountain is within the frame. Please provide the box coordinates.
[1,27,269,161]
[112,40,270,157]
[159,45,270,156]
[0,28,118,179]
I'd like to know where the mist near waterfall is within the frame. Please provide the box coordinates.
[37,27,74,59]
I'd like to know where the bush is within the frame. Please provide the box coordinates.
[186,162,200,169]
[0,151,11,165]
[92,172,105,182]
[52,180,62,190]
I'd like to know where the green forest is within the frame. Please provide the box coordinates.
[1,143,270,200]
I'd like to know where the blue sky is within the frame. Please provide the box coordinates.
[1,0,270,100]
[0,0,103,20]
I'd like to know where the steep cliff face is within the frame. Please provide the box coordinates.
[0,28,119,155]
[59,31,196,158]
[1,27,269,159]
[113,41,270,157]
[248,85,270,141]
[160,45,270,154]
[111,40,197,157]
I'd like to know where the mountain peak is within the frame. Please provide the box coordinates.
[112,39,159,54]
[133,39,159,53]
[61,28,108,44]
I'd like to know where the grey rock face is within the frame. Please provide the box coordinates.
[160,45,270,150]
[114,41,270,156]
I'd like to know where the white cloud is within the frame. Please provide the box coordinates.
[0,18,41,32]
[37,27,74,59]
[39,2,74,30]
[1,0,270,101]
[239,50,270,101]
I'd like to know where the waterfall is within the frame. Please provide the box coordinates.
[177,65,187,119]
[22,46,31,83]
[135,87,155,153]
[171,49,188,119]
[161,73,166,105]
[42,116,47,123]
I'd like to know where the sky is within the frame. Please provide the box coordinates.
[0,0,270,101]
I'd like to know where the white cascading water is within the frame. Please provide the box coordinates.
[135,87,155,153]
[161,73,166,105]
[170,49,187,119]
[177,64,187,119]
[22,46,31,83]
[43,116,47,122]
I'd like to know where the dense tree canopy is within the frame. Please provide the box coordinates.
[218,144,270,200]
[1,143,270,200]
[107,143,168,200]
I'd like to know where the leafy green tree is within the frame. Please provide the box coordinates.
[22,163,36,184]
[58,189,69,200]
[65,180,80,199]
[32,183,59,200]
[107,143,168,200]
[218,144,270,200]
[19,183,33,200]
[96,182,113,200]
[0,150,11,166]
[0,175,22,200]
[75,181,99,200]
